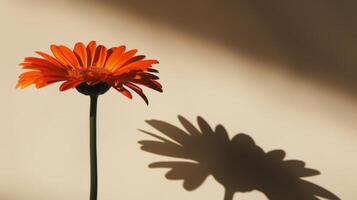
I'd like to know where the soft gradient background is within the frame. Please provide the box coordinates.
[1,0,356,199]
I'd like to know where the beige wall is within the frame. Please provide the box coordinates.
[1,0,356,199]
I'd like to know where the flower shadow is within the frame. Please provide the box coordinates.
[138,115,340,200]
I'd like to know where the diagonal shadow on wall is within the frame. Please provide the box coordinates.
[138,115,340,200]
[89,0,357,98]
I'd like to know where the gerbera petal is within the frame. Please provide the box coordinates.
[148,68,159,73]
[37,77,67,89]
[123,55,146,66]
[130,79,163,92]
[86,41,97,67]
[113,59,159,75]
[16,79,34,89]
[35,77,65,88]
[59,80,81,91]
[104,45,126,71]
[138,72,160,80]
[114,85,132,99]
[36,51,65,69]
[111,49,138,71]
[125,82,149,105]
[58,45,80,68]
[20,70,68,80]
[93,45,107,68]
[106,47,116,58]
[50,45,75,69]
[34,79,48,88]
[18,71,42,78]
[16,71,42,88]
[21,58,66,74]
[74,42,88,67]
[23,57,49,64]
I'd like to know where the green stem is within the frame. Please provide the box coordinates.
[90,95,98,200]
[224,188,235,200]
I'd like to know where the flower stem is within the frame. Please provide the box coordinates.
[90,95,98,200]
[224,188,235,200]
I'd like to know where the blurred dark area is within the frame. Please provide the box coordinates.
[99,0,357,96]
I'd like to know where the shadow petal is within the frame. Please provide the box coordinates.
[150,161,210,191]
[139,115,340,200]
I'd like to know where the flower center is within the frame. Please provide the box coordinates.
[76,81,111,96]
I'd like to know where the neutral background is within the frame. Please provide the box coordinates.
[1,0,356,199]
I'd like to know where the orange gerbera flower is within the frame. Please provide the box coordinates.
[17,41,162,104]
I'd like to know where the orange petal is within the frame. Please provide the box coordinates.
[114,86,132,99]
[35,77,64,88]
[86,41,97,67]
[148,68,159,73]
[16,71,42,88]
[113,59,159,75]
[22,57,66,73]
[36,51,65,69]
[111,49,137,71]
[104,45,126,71]
[130,79,162,92]
[18,71,42,78]
[59,80,81,91]
[123,55,145,66]
[93,45,107,68]
[50,45,75,69]
[58,45,80,68]
[24,57,55,66]
[74,42,87,67]
[125,82,149,105]
[138,72,160,80]
[21,65,65,76]
[17,79,35,89]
